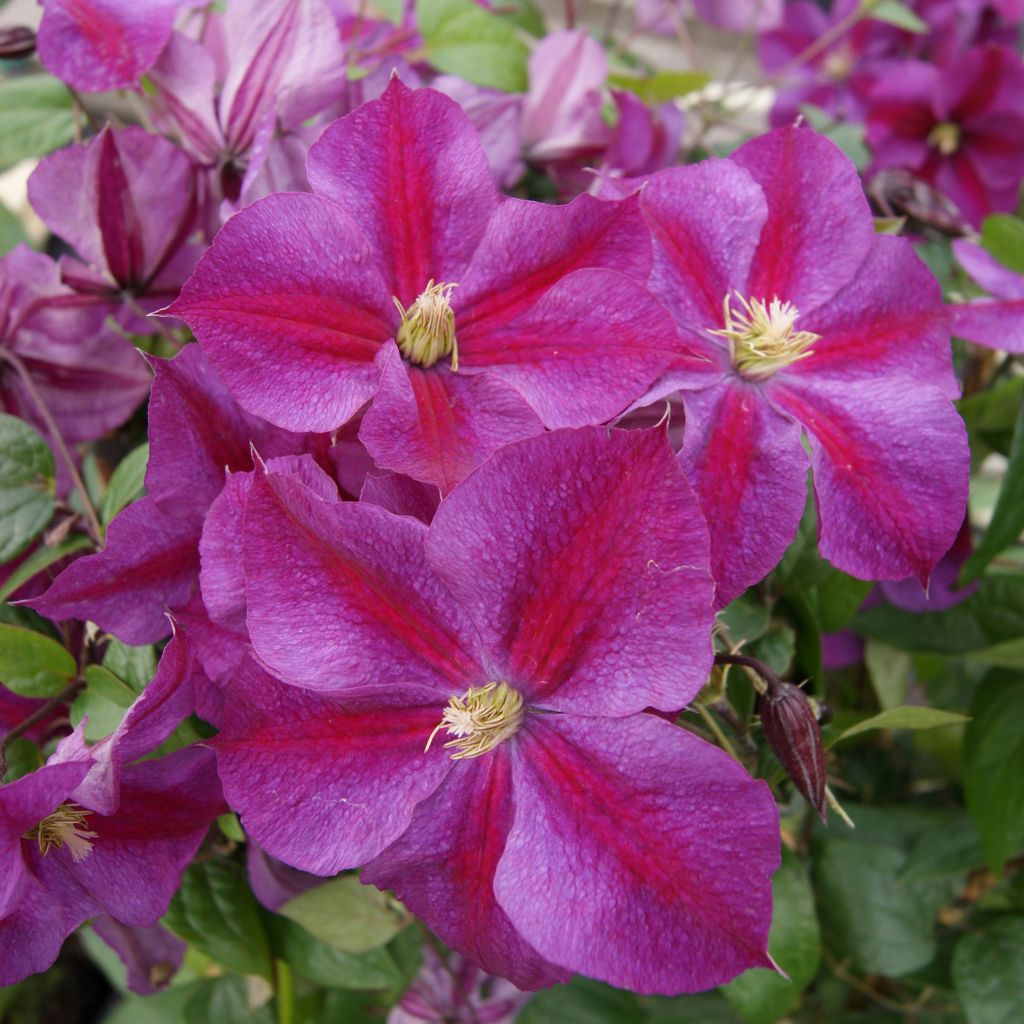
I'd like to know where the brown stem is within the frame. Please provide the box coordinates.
[0,678,84,778]
[0,348,104,544]
[714,652,785,697]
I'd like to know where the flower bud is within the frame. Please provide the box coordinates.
[0,27,36,60]
[761,683,827,822]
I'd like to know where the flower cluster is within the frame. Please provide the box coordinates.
[0,0,1009,1017]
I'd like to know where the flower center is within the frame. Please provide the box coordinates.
[393,280,459,370]
[927,121,961,156]
[821,45,854,82]
[712,292,819,381]
[425,682,524,760]
[24,803,97,862]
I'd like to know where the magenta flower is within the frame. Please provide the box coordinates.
[949,239,1024,352]
[0,723,222,985]
[0,246,150,465]
[213,428,779,993]
[865,43,1024,227]
[28,127,199,321]
[636,125,968,603]
[35,0,193,92]
[389,948,528,1024]
[30,344,328,644]
[170,79,687,493]
[637,0,782,34]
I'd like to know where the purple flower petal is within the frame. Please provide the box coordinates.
[494,713,779,993]
[425,428,714,715]
[91,917,185,995]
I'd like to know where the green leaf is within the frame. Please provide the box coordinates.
[853,575,1024,655]
[2,736,43,783]
[71,685,129,741]
[0,413,55,564]
[963,671,1024,873]
[0,199,28,256]
[608,70,710,104]
[184,976,275,1024]
[417,0,530,92]
[952,916,1024,1024]
[101,983,203,1024]
[101,443,149,525]
[84,663,138,708]
[103,638,157,691]
[518,978,644,1024]
[963,401,1024,583]
[815,569,873,633]
[279,875,406,953]
[981,214,1024,275]
[368,0,404,23]
[813,837,949,976]
[164,859,273,979]
[959,377,1023,437]
[0,534,92,602]
[0,623,76,696]
[864,640,911,710]
[901,815,984,884]
[865,0,929,33]
[832,705,968,744]
[718,594,771,645]
[747,625,795,676]
[0,74,76,169]
[722,849,820,1024]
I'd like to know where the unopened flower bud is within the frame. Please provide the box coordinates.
[761,683,827,823]
[0,26,36,60]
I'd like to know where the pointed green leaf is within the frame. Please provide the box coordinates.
[0,414,55,564]
[0,74,76,169]
[101,443,149,525]
[833,705,968,744]
[0,623,75,697]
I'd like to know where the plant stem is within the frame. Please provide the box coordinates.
[714,652,785,697]
[0,348,104,544]
[696,702,740,762]
[273,959,295,1024]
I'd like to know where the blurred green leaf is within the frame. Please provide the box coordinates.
[101,443,149,525]
[519,978,643,1023]
[608,71,710,104]
[279,876,406,954]
[0,623,75,696]
[101,982,202,1024]
[722,849,820,1024]
[164,859,273,979]
[833,706,968,743]
[184,975,275,1024]
[0,199,28,255]
[0,74,76,168]
[417,0,529,92]
[981,214,1024,274]
[865,0,928,32]
[815,570,873,633]
[963,671,1024,873]
[952,916,1024,1024]
[1,736,42,782]
[0,534,91,602]
[0,413,55,564]
[814,837,949,976]
[962,401,1024,583]
[864,640,911,710]
[901,815,984,884]
[748,625,795,676]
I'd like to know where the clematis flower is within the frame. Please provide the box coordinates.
[865,43,1024,227]
[148,0,345,210]
[35,0,196,92]
[389,948,528,1024]
[28,126,200,323]
[635,124,968,604]
[29,344,332,645]
[91,918,186,995]
[170,79,691,494]
[0,723,223,985]
[214,427,780,994]
[0,246,150,475]
[637,0,782,34]
[948,238,1024,352]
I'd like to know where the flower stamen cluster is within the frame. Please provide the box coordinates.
[712,292,819,381]
[394,280,459,370]
[425,681,524,760]
[24,803,97,862]
[927,121,961,156]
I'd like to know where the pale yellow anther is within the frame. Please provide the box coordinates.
[425,682,524,760]
[927,121,961,157]
[393,280,459,370]
[711,292,820,381]
[24,803,97,862]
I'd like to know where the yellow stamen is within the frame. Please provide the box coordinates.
[927,121,961,157]
[711,292,819,381]
[393,280,459,370]
[425,682,524,760]
[24,803,97,862]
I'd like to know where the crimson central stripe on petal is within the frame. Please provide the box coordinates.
[494,714,779,994]
[364,748,569,990]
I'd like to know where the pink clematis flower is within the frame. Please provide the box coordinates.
[170,79,690,494]
[865,43,1024,227]
[949,238,1024,351]
[28,126,200,323]
[213,428,780,994]
[635,124,968,604]
[35,0,197,92]
[638,0,782,33]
